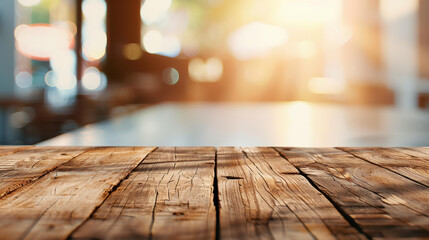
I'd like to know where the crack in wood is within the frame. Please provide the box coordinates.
[213,148,220,240]
[337,147,429,189]
[0,146,427,239]
[274,147,372,240]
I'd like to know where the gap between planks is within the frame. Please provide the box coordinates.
[71,147,217,240]
[1,147,428,239]
[0,146,156,240]
[276,147,429,239]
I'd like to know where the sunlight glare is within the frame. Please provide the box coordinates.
[228,21,287,60]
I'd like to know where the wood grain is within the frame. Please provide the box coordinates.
[339,147,429,187]
[0,146,89,198]
[391,147,429,160]
[0,146,32,157]
[72,147,216,240]
[0,147,155,240]
[276,147,429,239]
[0,146,427,239]
[217,147,365,240]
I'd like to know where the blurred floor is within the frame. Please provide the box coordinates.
[39,102,429,147]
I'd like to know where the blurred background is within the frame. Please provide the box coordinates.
[0,0,428,145]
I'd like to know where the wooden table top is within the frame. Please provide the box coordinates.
[0,146,428,239]
[39,102,429,147]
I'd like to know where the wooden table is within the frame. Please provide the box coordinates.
[39,102,429,147]
[0,146,428,239]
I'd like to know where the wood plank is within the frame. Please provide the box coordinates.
[217,147,365,240]
[406,147,429,156]
[0,146,155,240]
[73,147,216,240]
[339,147,429,187]
[0,146,32,157]
[392,147,429,161]
[0,146,89,198]
[277,147,429,239]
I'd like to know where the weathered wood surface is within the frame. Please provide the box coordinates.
[276,147,429,239]
[217,147,365,240]
[0,146,89,198]
[0,147,155,240]
[73,147,216,240]
[0,146,427,239]
[0,146,32,157]
[339,147,429,187]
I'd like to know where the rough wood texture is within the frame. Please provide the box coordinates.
[0,147,155,240]
[277,147,429,239]
[0,146,89,198]
[339,147,429,187]
[217,147,365,240]
[391,147,429,159]
[73,147,216,240]
[0,146,428,239]
[0,146,32,157]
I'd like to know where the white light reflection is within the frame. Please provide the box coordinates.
[81,67,107,91]
[82,0,107,61]
[140,0,172,25]
[15,72,33,89]
[276,102,314,146]
[162,67,179,85]
[44,71,57,87]
[15,24,74,61]
[188,57,223,82]
[143,30,181,57]
[17,0,41,7]
[82,0,107,22]
[50,49,76,74]
[56,74,77,90]
[228,21,287,60]
[82,30,107,61]
[206,57,223,82]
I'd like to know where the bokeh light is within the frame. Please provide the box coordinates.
[143,30,181,57]
[188,57,223,82]
[17,0,41,7]
[82,0,107,62]
[82,67,107,91]
[50,49,77,74]
[188,58,206,82]
[9,111,31,128]
[228,21,288,60]
[206,58,223,82]
[56,74,77,90]
[123,43,142,60]
[140,0,172,25]
[82,0,107,22]
[271,0,336,26]
[44,71,57,87]
[162,67,180,85]
[82,30,107,61]
[15,72,33,89]
[143,30,163,54]
[15,24,74,61]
